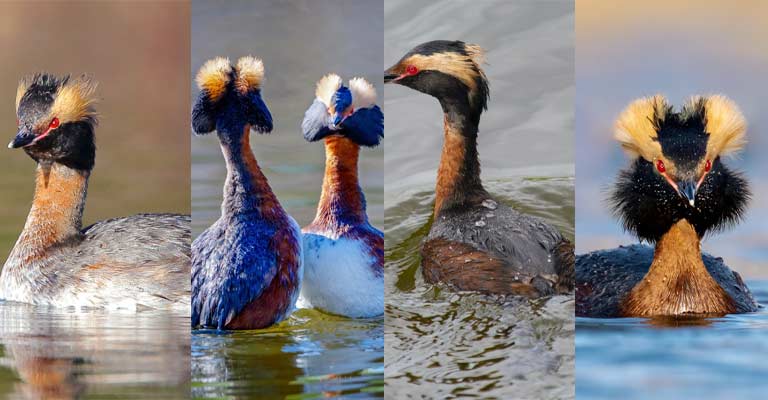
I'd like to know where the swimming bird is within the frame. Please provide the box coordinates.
[576,95,759,317]
[0,73,190,309]
[385,40,574,297]
[191,56,303,330]
[300,74,384,317]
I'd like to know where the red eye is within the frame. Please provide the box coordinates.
[49,117,60,129]
[656,159,666,173]
[406,65,418,75]
[704,159,712,172]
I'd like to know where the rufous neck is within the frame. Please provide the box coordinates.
[10,162,89,262]
[312,135,367,227]
[220,126,280,217]
[434,110,486,216]
[621,219,736,316]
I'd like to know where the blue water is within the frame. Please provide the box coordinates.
[576,280,768,399]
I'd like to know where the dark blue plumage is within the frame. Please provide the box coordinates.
[192,57,302,330]
[301,86,383,148]
[341,106,383,147]
[192,79,273,137]
[332,86,352,125]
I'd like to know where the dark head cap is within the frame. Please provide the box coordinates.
[301,74,383,147]
[192,56,273,140]
[384,40,489,114]
[11,73,98,170]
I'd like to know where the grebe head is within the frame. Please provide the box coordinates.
[384,40,489,115]
[192,56,273,143]
[10,73,97,171]
[611,95,750,242]
[301,74,383,147]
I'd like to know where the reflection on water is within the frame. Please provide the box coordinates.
[385,0,574,397]
[0,301,189,400]
[576,281,768,399]
[385,178,574,398]
[191,0,384,397]
[192,309,383,399]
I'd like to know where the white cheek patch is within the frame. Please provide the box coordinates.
[348,77,377,110]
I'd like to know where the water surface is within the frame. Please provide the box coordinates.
[385,1,574,398]
[191,1,384,398]
[0,302,189,399]
[577,281,768,399]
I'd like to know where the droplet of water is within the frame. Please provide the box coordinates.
[481,199,498,210]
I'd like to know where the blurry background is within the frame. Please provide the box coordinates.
[576,0,768,279]
[577,2,768,399]
[191,1,384,398]
[0,2,190,258]
[191,0,384,236]
[0,2,190,399]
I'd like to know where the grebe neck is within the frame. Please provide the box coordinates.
[8,162,89,263]
[311,135,367,229]
[434,98,487,216]
[621,219,736,316]
[220,126,280,218]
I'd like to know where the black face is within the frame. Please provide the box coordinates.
[191,72,273,143]
[612,114,750,242]
[384,40,489,117]
[12,74,96,171]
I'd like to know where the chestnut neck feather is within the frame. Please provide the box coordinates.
[10,162,89,263]
[434,101,487,216]
[220,126,280,219]
[311,135,367,228]
[621,219,735,316]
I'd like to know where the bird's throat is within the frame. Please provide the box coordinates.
[620,219,736,316]
[434,112,486,216]
[220,126,280,218]
[9,162,89,264]
[311,135,367,228]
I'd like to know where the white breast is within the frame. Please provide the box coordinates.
[300,232,383,318]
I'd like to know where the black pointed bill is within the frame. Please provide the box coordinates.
[678,179,698,206]
[8,130,35,149]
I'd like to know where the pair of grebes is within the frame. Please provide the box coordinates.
[0,40,757,325]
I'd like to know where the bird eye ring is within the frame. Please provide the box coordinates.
[655,159,666,173]
[49,117,60,129]
[406,65,418,75]
[704,159,712,172]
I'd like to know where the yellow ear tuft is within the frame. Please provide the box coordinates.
[196,57,231,102]
[704,95,746,157]
[15,78,29,112]
[464,43,486,67]
[50,75,98,124]
[315,73,342,107]
[235,56,265,94]
[349,77,377,109]
[614,95,667,160]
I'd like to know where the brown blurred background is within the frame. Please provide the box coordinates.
[0,2,190,259]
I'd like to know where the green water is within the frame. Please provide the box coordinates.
[385,177,575,399]
[190,1,384,398]
[192,309,383,399]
